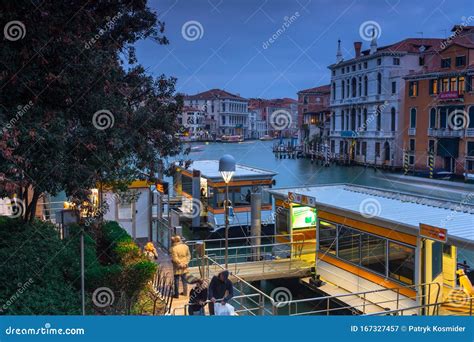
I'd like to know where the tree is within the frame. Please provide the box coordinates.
[0,0,185,221]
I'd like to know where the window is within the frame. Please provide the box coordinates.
[441,78,449,91]
[456,55,466,67]
[332,82,336,100]
[469,107,474,129]
[377,58,381,65]
[303,95,309,104]
[330,140,335,153]
[428,139,435,153]
[459,77,465,94]
[376,106,382,131]
[352,65,356,72]
[364,61,368,69]
[363,108,368,131]
[409,81,418,96]
[393,57,400,65]
[222,115,226,125]
[377,73,382,94]
[429,79,438,95]
[318,221,337,255]
[362,141,367,155]
[441,58,451,68]
[361,233,386,275]
[341,110,345,130]
[431,242,443,280]
[222,102,226,111]
[391,81,396,94]
[409,138,415,152]
[388,242,415,285]
[391,107,396,132]
[364,76,368,96]
[338,227,360,264]
[375,142,380,157]
[450,77,457,91]
[410,108,417,128]
[351,78,357,97]
[332,70,336,76]
[440,108,447,128]
[419,56,425,66]
[341,80,345,98]
[429,108,436,129]
[468,141,474,157]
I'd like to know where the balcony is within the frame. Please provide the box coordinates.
[427,128,464,138]
[466,129,474,137]
[408,128,416,136]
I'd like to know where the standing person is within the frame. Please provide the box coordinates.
[208,270,233,315]
[170,235,191,298]
[188,279,208,315]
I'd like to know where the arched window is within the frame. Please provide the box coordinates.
[430,108,437,129]
[351,108,356,131]
[391,107,396,132]
[303,96,308,104]
[377,73,382,95]
[341,110,345,130]
[364,76,368,96]
[351,77,357,97]
[341,80,345,98]
[358,77,362,96]
[332,82,336,100]
[410,108,417,128]
[469,106,474,129]
[363,108,368,131]
[376,106,382,131]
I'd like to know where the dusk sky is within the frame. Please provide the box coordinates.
[134,0,472,99]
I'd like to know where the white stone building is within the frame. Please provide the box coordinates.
[328,37,440,167]
[184,89,249,139]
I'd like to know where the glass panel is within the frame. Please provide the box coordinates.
[361,234,386,275]
[318,220,337,255]
[337,226,360,264]
[388,242,415,285]
[118,201,132,220]
[432,242,443,280]
[276,207,289,235]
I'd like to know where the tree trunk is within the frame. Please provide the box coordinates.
[27,190,41,223]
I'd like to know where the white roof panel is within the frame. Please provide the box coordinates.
[182,160,276,180]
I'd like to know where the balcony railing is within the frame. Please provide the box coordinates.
[427,128,464,138]
[466,129,474,137]
[408,128,416,136]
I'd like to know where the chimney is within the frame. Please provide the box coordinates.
[370,29,378,55]
[354,41,362,58]
[336,39,343,63]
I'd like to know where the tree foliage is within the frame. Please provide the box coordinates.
[0,0,185,221]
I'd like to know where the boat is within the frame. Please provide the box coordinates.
[190,145,205,153]
[221,135,244,143]
[259,135,274,141]
[464,173,474,182]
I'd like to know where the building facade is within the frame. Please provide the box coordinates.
[178,106,206,140]
[297,85,331,155]
[403,26,474,177]
[184,89,249,138]
[249,98,298,138]
[328,37,442,167]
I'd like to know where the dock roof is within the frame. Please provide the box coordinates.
[180,160,277,181]
[268,184,474,247]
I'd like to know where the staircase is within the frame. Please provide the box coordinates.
[441,289,474,315]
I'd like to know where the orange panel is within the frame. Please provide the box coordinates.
[319,211,417,246]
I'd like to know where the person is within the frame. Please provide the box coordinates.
[188,279,208,315]
[143,242,158,261]
[170,235,191,298]
[245,189,251,203]
[207,270,234,315]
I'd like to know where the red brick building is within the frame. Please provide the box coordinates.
[403,26,474,178]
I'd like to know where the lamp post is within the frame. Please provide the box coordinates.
[219,154,236,269]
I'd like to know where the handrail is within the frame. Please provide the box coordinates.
[364,295,474,316]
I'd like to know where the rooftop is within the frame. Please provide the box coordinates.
[298,84,331,94]
[185,89,246,101]
[268,184,474,246]
[179,160,277,181]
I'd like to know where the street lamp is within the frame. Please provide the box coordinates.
[219,154,236,269]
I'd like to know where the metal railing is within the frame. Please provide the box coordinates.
[365,294,474,316]
[273,282,441,316]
